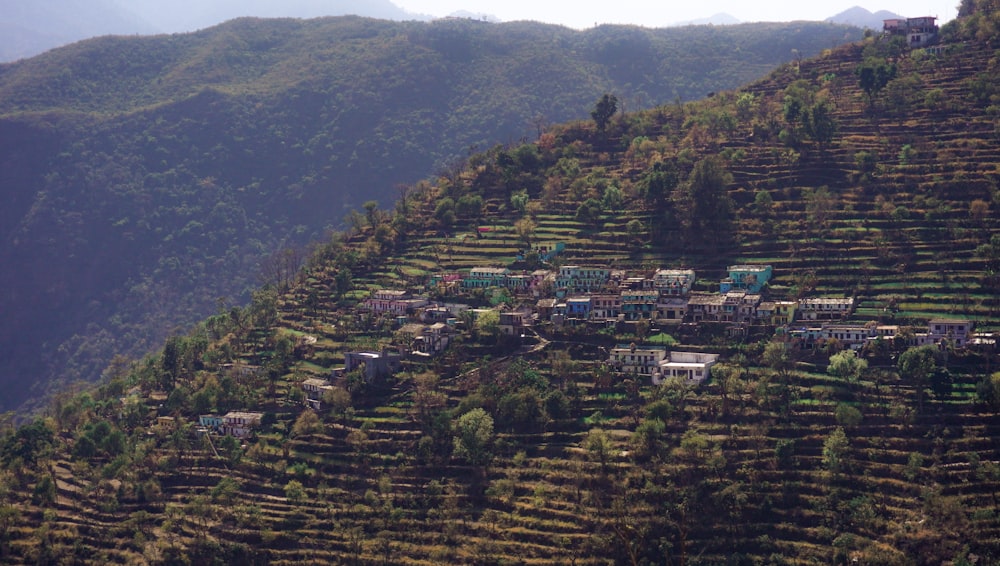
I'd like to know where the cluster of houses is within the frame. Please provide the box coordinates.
[192,258,978,433]
[349,262,975,380]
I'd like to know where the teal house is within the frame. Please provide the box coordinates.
[721,264,772,293]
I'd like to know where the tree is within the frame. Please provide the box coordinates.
[834,403,863,427]
[856,58,897,106]
[510,190,529,214]
[474,310,500,342]
[452,408,494,468]
[762,341,792,380]
[575,198,603,229]
[828,349,868,383]
[434,197,456,229]
[514,216,537,246]
[678,155,733,249]
[591,93,618,132]
[822,427,850,474]
[292,409,323,437]
[898,345,939,413]
[976,371,1000,409]
[284,479,306,503]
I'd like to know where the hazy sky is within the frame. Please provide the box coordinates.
[392,0,960,28]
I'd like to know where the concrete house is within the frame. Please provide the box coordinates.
[499,310,530,336]
[657,297,688,322]
[609,345,667,376]
[302,378,334,409]
[366,289,428,316]
[621,290,660,321]
[884,16,938,47]
[789,324,874,351]
[591,294,622,321]
[653,269,696,296]
[343,350,403,382]
[556,266,611,294]
[222,411,264,439]
[655,352,720,385]
[797,297,855,321]
[721,264,772,293]
[925,319,973,348]
[566,296,593,319]
[687,293,725,322]
[462,267,510,289]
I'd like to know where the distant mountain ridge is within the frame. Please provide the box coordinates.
[0,0,418,62]
[826,6,904,28]
[672,13,742,26]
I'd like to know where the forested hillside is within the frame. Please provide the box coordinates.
[0,16,864,413]
[0,3,998,564]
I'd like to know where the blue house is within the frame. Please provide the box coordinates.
[566,297,593,319]
[721,264,772,293]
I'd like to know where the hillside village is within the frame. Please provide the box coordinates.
[196,252,988,439]
[3,5,1000,564]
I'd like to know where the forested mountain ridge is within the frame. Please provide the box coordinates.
[0,0,414,62]
[0,4,998,564]
[0,16,865,413]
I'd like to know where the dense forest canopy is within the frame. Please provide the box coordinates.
[0,16,864,413]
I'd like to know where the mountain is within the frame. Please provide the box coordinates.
[0,6,997,562]
[0,0,418,62]
[0,18,866,414]
[122,0,418,33]
[826,6,903,29]
[673,13,741,26]
[0,0,158,62]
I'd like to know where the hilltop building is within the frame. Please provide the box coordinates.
[883,17,938,47]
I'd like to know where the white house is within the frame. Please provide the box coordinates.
[654,352,720,385]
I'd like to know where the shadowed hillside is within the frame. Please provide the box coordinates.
[0,6,997,564]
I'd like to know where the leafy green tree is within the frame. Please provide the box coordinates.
[976,371,1000,408]
[856,58,897,106]
[822,426,850,474]
[434,197,456,229]
[625,218,644,243]
[292,409,323,437]
[510,190,529,214]
[828,349,868,383]
[638,160,679,210]
[678,155,733,249]
[898,345,939,413]
[591,93,618,132]
[474,309,500,342]
[834,403,863,427]
[452,408,494,468]
[762,341,792,380]
[1,420,54,469]
[284,479,306,503]
[802,98,837,146]
[456,194,483,218]
[514,216,537,246]
[575,198,604,229]
[631,417,666,461]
